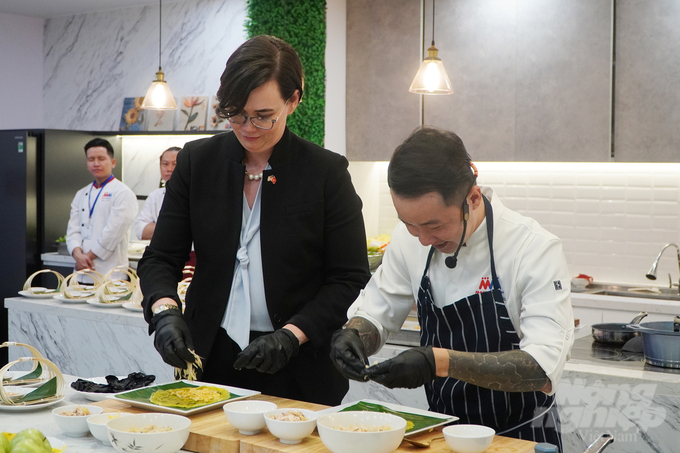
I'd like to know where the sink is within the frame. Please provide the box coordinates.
[581,283,680,301]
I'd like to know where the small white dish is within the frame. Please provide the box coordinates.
[223,400,277,435]
[122,302,143,312]
[18,289,58,299]
[443,424,495,453]
[52,404,104,437]
[53,294,89,303]
[87,412,132,444]
[264,408,318,444]
[86,297,127,308]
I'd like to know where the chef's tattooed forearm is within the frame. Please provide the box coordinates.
[446,349,552,393]
[346,317,382,356]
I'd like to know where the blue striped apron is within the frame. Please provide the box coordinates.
[417,195,562,449]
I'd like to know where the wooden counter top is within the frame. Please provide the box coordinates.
[95,395,537,453]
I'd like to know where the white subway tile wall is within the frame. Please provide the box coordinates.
[360,162,680,287]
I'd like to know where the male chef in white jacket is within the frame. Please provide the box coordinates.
[66,138,138,279]
[134,146,181,240]
[330,127,574,450]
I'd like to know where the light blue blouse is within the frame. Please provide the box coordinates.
[221,175,274,350]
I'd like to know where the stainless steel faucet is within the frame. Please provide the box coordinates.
[646,243,680,293]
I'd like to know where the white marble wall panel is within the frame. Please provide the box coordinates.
[7,299,174,382]
[122,134,213,196]
[43,0,246,131]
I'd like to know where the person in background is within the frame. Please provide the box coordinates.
[330,127,573,449]
[66,138,138,279]
[138,35,371,405]
[135,146,181,240]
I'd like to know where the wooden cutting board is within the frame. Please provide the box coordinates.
[94,395,537,453]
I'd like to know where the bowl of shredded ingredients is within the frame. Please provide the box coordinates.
[52,405,104,437]
[106,413,190,453]
[264,408,318,444]
[317,411,407,453]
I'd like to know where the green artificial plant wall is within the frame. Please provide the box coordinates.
[246,0,326,146]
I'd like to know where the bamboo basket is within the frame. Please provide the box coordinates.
[0,356,64,406]
[0,342,45,378]
[60,269,103,299]
[22,269,65,295]
[96,266,142,306]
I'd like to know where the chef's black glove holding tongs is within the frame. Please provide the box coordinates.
[363,346,437,389]
[233,328,299,374]
[329,328,370,381]
[151,309,196,369]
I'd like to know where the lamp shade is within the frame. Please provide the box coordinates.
[409,45,454,95]
[141,70,177,110]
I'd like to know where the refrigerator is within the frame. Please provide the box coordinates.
[0,129,122,362]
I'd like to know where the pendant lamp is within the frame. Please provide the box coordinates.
[409,0,454,95]
[141,0,177,110]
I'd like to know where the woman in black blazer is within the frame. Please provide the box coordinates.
[138,36,370,405]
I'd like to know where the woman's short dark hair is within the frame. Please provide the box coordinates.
[388,127,477,207]
[215,35,304,118]
[84,138,114,158]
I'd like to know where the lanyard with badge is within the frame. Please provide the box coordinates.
[83,174,114,239]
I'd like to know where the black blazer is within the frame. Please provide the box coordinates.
[139,128,370,361]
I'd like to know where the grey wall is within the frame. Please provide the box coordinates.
[614,1,680,162]
[348,0,613,162]
[346,0,422,160]
[347,0,680,162]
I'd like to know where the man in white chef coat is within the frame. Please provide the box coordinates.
[330,127,574,450]
[66,138,138,279]
[134,146,181,240]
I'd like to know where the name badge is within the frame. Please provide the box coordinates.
[81,225,92,239]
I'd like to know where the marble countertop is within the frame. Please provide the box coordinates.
[0,375,191,453]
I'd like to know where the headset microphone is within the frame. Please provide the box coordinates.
[445,200,470,270]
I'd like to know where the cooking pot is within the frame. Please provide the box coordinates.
[591,312,647,345]
[628,317,680,368]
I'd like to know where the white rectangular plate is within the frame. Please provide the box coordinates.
[109,380,260,415]
[316,399,457,436]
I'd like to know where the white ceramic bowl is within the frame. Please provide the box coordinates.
[87,412,133,444]
[106,413,191,453]
[223,400,278,435]
[52,404,104,437]
[264,408,318,444]
[317,411,406,453]
[443,424,495,453]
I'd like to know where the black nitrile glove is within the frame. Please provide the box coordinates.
[329,328,370,381]
[151,309,195,369]
[364,346,436,389]
[233,328,299,374]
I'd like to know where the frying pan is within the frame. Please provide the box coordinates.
[591,312,647,345]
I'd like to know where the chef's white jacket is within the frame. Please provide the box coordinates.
[349,188,574,394]
[134,187,165,240]
[66,178,138,277]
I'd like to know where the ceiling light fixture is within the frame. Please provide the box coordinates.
[141,0,177,110]
[409,0,454,95]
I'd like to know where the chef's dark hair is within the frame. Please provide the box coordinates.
[84,138,114,158]
[215,35,304,118]
[160,146,182,161]
[388,127,476,207]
